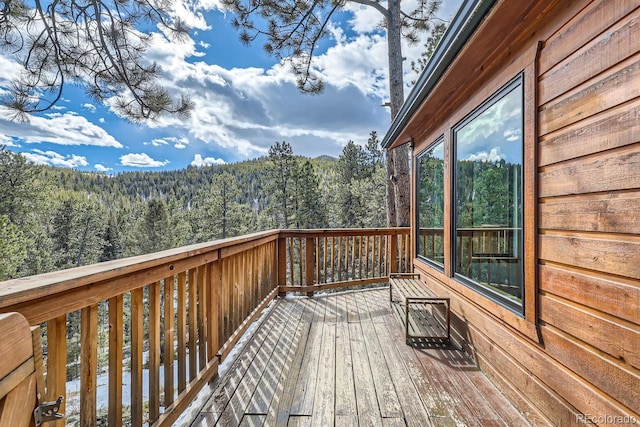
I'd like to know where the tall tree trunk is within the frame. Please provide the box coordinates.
[386,0,411,227]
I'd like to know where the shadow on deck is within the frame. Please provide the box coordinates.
[187,287,529,426]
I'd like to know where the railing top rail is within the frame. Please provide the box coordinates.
[0,228,410,316]
[278,227,410,238]
[0,229,280,311]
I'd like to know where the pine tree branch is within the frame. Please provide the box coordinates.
[348,0,388,18]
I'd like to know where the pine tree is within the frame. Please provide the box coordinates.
[0,214,27,280]
[129,199,175,255]
[266,142,298,229]
[294,160,326,229]
[192,171,251,241]
[0,147,39,223]
[50,193,108,268]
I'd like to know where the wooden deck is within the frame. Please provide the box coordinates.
[190,288,529,426]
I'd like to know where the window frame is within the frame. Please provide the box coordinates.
[451,73,525,315]
[415,137,446,272]
[411,41,540,341]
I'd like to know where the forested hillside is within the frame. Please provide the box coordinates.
[0,133,387,281]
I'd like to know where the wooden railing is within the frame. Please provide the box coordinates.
[278,228,410,293]
[0,228,409,426]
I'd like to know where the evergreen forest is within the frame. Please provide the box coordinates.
[0,133,387,282]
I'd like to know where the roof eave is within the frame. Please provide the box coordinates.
[381,0,497,149]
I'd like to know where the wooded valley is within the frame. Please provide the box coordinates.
[0,134,386,282]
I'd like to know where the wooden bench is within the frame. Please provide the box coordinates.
[389,273,450,343]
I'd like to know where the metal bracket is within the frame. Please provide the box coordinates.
[33,396,64,426]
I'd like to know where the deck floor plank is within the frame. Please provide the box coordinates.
[289,298,325,416]
[190,288,530,427]
[246,299,308,415]
[195,299,296,424]
[334,294,357,419]
[354,291,403,419]
[267,299,316,427]
[360,291,436,427]
[217,300,300,424]
[310,304,336,426]
[349,320,384,426]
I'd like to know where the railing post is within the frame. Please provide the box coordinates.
[305,237,315,297]
[80,304,98,427]
[390,232,398,275]
[278,237,287,297]
[46,315,67,427]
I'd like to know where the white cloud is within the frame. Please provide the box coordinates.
[145,138,169,147]
[344,3,385,33]
[504,128,521,142]
[466,147,504,163]
[0,109,123,148]
[2,1,465,168]
[191,154,226,167]
[82,103,97,113]
[144,136,190,149]
[94,164,113,172]
[0,134,20,147]
[22,149,89,168]
[120,153,169,167]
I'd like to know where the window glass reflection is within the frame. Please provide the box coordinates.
[417,139,444,267]
[454,76,524,308]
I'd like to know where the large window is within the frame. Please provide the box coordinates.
[416,139,445,268]
[453,74,524,312]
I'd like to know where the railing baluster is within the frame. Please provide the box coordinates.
[288,238,294,286]
[209,260,220,363]
[365,235,370,278]
[330,236,335,283]
[233,254,240,334]
[227,257,233,343]
[298,238,303,289]
[164,275,175,407]
[316,237,321,285]
[359,235,364,279]
[188,269,197,381]
[248,250,255,316]
[149,281,161,423]
[80,304,97,427]
[197,266,207,371]
[108,295,123,427]
[337,236,343,282]
[305,237,314,296]
[351,235,356,279]
[278,237,287,292]
[177,272,187,393]
[130,287,144,427]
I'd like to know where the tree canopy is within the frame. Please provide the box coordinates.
[0,0,193,121]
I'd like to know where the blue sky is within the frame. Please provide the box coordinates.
[0,1,461,173]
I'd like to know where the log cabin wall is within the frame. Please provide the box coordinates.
[407,0,640,425]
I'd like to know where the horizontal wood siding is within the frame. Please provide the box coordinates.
[410,0,640,424]
[536,0,640,422]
